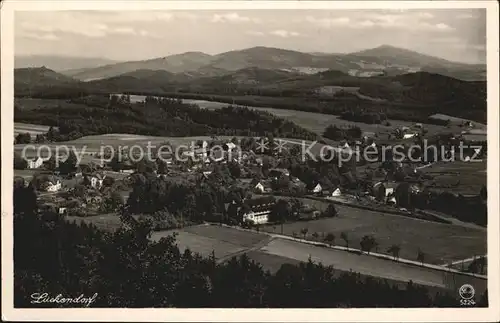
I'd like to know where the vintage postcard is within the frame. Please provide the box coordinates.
[1,0,499,321]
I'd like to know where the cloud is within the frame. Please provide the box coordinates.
[210,12,261,24]
[416,12,434,19]
[417,22,454,32]
[457,13,476,20]
[20,31,59,41]
[302,13,453,32]
[112,27,137,35]
[245,30,265,37]
[305,16,350,28]
[269,30,301,38]
[19,20,109,38]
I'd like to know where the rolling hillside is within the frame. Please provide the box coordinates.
[14,61,487,124]
[65,52,215,81]
[58,45,485,82]
[15,67,79,85]
[14,55,118,72]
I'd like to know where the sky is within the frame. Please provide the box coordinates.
[14,9,487,64]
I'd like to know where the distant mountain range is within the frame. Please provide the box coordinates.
[14,55,118,72]
[15,45,486,82]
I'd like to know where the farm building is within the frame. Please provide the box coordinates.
[44,180,61,192]
[83,173,106,190]
[254,182,265,193]
[241,196,276,225]
[372,181,398,203]
[312,183,322,194]
[223,142,237,151]
[331,188,342,197]
[403,133,417,139]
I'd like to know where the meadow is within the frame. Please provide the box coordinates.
[260,198,486,265]
[421,160,486,195]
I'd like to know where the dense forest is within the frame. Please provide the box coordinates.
[14,183,486,308]
[14,95,318,141]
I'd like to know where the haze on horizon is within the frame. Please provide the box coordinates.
[15,9,486,64]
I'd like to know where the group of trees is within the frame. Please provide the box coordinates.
[413,190,487,226]
[15,132,32,144]
[15,95,317,142]
[323,124,363,141]
[15,183,487,308]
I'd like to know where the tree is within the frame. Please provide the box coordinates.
[15,132,32,144]
[360,235,377,254]
[44,155,57,171]
[270,199,291,225]
[34,134,47,143]
[156,159,168,174]
[323,125,345,141]
[417,249,425,265]
[300,228,308,239]
[387,244,401,260]
[227,162,241,178]
[289,198,303,218]
[324,233,335,246]
[340,231,349,248]
[322,204,338,217]
[14,152,28,170]
[60,151,78,175]
[46,126,60,142]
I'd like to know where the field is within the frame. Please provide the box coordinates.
[151,225,271,259]
[61,215,486,292]
[260,199,486,265]
[66,213,123,231]
[100,96,452,135]
[421,160,486,195]
[258,238,487,294]
[429,113,487,129]
[14,122,50,137]
[154,224,486,293]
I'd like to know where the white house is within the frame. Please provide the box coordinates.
[312,183,322,193]
[241,196,275,225]
[45,180,61,192]
[27,157,43,169]
[84,173,106,190]
[243,211,269,225]
[331,188,342,197]
[254,182,265,193]
[223,142,237,151]
[403,133,416,139]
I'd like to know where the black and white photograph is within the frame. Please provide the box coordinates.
[1,0,499,321]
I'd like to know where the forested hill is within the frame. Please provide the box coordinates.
[14,67,487,124]
[14,95,318,141]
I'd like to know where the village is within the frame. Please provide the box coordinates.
[14,118,487,230]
